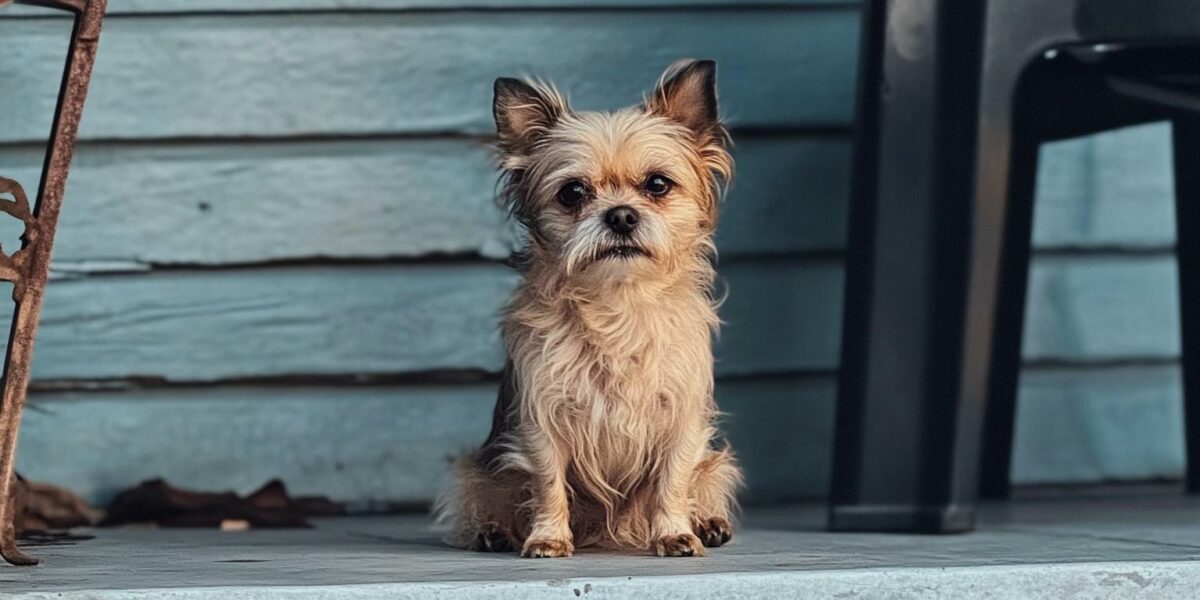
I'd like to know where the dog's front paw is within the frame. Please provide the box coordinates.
[521,538,574,558]
[654,533,706,557]
[694,516,733,548]
[470,522,516,553]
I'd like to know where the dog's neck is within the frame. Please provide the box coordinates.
[507,251,718,351]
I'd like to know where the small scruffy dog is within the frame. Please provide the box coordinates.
[436,60,741,558]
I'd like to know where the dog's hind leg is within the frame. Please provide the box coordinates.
[434,363,533,552]
[434,456,529,552]
[689,445,742,548]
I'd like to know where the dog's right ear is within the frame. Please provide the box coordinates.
[493,78,568,154]
[646,60,720,135]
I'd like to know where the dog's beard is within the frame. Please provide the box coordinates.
[560,212,670,277]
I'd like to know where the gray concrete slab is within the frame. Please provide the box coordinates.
[5,490,1200,599]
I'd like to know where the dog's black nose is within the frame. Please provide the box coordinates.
[604,206,640,235]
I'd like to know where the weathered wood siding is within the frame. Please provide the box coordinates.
[2,1,1186,506]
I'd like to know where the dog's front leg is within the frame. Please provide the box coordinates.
[521,434,574,558]
[651,435,706,557]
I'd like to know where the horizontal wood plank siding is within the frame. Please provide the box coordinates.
[0,9,860,143]
[0,135,854,265]
[1035,122,1176,249]
[21,365,1185,506]
[11,262,844,381]
[0,122,1176,270]
[1013,365,1185,485]
[18,378,835,506]
[0,255,1177,383]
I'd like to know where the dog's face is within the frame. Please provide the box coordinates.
[494,60,732,284]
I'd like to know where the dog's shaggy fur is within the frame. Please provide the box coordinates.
[435,60,741,558]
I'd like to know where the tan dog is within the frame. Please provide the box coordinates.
[436,60,741,558]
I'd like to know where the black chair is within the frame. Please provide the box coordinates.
[829,0,1200,533]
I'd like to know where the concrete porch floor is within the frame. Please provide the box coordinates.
[6,487,1200,599]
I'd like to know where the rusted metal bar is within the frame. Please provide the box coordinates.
[0,0,106,566]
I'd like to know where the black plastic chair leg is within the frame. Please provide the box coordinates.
[977,126,1040,500]
[1173,117,1200,494]
[979,69,1065,501]
[830,0,1003,534]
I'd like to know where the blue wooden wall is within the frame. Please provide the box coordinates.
[0,1,1185,507]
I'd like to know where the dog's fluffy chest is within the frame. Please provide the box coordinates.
[542,335,704,495]
[506,289,716,492]
[518,292,712,407]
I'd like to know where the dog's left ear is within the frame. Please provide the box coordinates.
[646,59,719,133]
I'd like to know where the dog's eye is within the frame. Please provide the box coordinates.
[643,174,673,197]
[557,181,590,208]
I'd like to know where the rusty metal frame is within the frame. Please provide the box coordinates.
[0,0,106,566]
